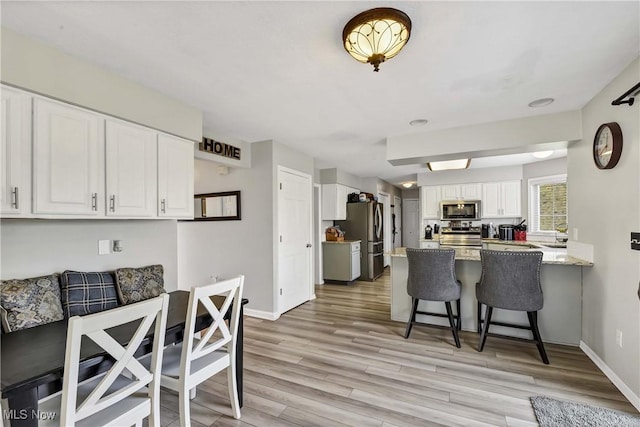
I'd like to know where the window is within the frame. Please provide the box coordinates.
[529,174,567,234]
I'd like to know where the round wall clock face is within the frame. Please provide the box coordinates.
[593,122,623,169]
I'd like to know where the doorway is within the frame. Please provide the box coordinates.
[393,195,402,249]
[277,166,313,315]
[378,192,391,266]
[403,198,420,248]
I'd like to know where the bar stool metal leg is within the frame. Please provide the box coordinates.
[477,301,482,333]
[456,299,462,331]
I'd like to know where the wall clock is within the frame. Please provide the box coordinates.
[593,122,623,169]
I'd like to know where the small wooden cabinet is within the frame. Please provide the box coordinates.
[322,240,361,283]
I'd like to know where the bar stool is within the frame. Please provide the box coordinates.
[476,249,549,364]
[404,248,461,348]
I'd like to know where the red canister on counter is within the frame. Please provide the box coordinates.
[515,230,527,241]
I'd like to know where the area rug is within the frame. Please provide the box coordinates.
[530,396,640,427]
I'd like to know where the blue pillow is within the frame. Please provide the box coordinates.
[60,271,119,317]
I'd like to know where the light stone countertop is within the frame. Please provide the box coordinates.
[322,240,361,244]
[389,246,593,266]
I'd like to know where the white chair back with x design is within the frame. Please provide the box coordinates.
[41,294,169,427]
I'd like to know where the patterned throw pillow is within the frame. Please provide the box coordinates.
[0,274,64,332]
[60,271,119,317]
[114,264,166,305]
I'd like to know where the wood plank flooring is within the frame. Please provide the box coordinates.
[157,268,638,426]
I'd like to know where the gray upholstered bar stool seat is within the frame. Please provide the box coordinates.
[476,249,549,364]
[404,248,462,348]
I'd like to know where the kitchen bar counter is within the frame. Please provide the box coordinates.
[390,246,592,345]
[390,247,592,266]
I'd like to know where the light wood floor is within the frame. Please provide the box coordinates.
[158,268,637,426]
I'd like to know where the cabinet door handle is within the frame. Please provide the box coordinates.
[161,198,166,213]
[91,193,98,211]
[109,195,116,212]
[11,187,18,209]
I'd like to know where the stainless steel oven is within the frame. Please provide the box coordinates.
[440,200,481,221]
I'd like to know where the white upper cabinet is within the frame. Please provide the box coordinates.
[440,185,460,200]
[322,184,358,220]
[441,183,482,200]
[420,186,442,219]
[33,98,104,216]
[460,183,482,200]
[105,119,157,217]
[0,86,31,216]
[481,181,521,218]
[158,134,194,219]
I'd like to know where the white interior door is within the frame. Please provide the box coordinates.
[278,167,313,314]
[393,196,402,249]
[378,192,391,267]
[403,199,420,249]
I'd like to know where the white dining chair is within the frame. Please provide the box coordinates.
[38,293,169,427]
[144,275,244,427]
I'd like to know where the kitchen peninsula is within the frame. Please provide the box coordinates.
[390,246,593,345]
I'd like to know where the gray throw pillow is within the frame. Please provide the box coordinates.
[114,264,166,305]
[0,274,64,332]
[60,271,119,317]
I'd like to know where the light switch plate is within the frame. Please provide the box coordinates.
[98,240,111,255]
[631,232,640,251]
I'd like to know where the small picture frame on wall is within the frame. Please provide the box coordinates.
[193,191,241,221]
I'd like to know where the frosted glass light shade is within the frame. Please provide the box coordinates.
[343,8,411,72]
[427,159,471,171]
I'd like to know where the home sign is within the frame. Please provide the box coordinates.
[199,137,241,160]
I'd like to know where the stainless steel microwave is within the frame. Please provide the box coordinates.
[440,200,481,221]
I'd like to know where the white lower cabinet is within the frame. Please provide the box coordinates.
[419,240,440,249]
[0,86,31,216]
[33,98,105,216]
[105,119,158,217]
[158,134,194,219]
[322,241,361,283]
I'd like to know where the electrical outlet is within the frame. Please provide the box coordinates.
[616,329,623,348]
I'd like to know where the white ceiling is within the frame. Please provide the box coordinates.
[2,1,638,187]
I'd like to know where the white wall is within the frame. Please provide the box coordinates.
[0,220,179,289]
[178,140,314,317]
[0,27,202,291]
[521,157,567,225]
[569,58,639,407]
[1,28,202,141]
[387,110,581,165]
[417,165,523,186]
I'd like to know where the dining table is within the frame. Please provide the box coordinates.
[1,290,248,427]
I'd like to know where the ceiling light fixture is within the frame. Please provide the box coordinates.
[343,8,412,72]
[427,159,471,171]
[401,181,415,188]
[528,98,554,108]
[409,119,428,126]
[532,150,554,159]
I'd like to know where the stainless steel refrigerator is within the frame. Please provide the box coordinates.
[334,201,384,281]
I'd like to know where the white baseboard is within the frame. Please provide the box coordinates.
[580,341,640,412]
[244,308,280,321]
